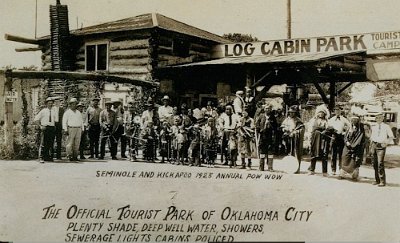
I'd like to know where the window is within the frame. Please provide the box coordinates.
[86,43,108,71]
[172,38,190,57]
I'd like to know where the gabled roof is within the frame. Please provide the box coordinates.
[39,13,230,44]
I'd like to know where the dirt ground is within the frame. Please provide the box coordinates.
[0,146,399,242]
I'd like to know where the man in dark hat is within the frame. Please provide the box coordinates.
[281,105,305,173]
[255,104,278,171]
[99,101,119,160]
[86,97,102,158]
[51,96,64,160]
[34,97,57,162]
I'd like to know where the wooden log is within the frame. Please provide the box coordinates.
[15,47,41,52]
[110,39,149,51]
[158,36,173,47]
[158,46,173,55]
[6,70,159,88]
[4,34,39,45]
[76,53,85,61]
[109,66,150,74]
[191,43,211,53]
[110,58,150,66]
[318,60,364,72]
[110,49,149,59]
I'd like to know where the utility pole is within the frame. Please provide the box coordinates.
[287,0,292,39]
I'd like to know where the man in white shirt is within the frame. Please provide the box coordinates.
[219,105,240,165]
[158,95,173,123]
[328,107,350,174]
[62,98,84,162]
[34,97,57,163]
[370,113,394,187]
[233,90,245,115]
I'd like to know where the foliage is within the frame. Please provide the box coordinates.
[375,81,400,97]
[222,33,259,42]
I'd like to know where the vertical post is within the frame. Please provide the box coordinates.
[329,80,336,111]
[4,70,14,155]
[287,0,292,39]
[246,67,252,88]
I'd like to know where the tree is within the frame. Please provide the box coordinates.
[222,33,259,42]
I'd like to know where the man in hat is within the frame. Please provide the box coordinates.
[141,100,159,129]
[99,101,119,160]
[112,99,126,158]
[370,112,394,187]
[244,87,255,117]
[255,104,278,171]
[77,102,88,160]
[62,98,84,162]
[86,97,102,158]
[233,90,245,115]
[51,96,64,160]
[34,97,57,162]
[219,105,240,165]
[281,105,305,173]
[158,95,173,123]
[328,106,350,174]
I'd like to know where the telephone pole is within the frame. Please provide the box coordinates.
[287,0,292,39]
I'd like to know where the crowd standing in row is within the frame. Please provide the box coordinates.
[34,89,394,187]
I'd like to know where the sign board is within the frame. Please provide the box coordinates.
[5,90,18,102]
[212,30,400,58]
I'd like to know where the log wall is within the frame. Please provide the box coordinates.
[156,34,214,67]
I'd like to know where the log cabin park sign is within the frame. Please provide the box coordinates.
[212,30,400,58]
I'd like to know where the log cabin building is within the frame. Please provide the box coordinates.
[32,1,233,108]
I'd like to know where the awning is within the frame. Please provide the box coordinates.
[367,58,400,81]
[175,50,365,67]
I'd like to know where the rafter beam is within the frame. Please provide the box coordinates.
[4,34,39,45]
[5,70,159,88]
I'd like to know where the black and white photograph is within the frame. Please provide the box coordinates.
[0,0,399,242]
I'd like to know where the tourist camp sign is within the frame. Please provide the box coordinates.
[212,30,400,58]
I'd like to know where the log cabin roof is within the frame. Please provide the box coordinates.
[38,13,230,44]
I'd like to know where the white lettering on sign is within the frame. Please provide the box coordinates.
[212,31,400,58]
[5,91,18,102]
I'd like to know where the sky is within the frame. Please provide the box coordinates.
[1,0,400,68]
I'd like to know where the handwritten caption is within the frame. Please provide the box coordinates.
[95,170,284,181]
[42,204,313,242]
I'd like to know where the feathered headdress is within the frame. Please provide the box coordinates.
[315,104,330,118]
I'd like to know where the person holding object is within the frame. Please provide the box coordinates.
[34,97,57,163]
[308,105,333,176]
[99,101,119,160]
[370,113,394,187]
[219,105,240,165]
[255,104,277,171]
[328,106,350,175]
[281,105,304,174]
[62,98,84,162]
[238,110,255,170]
[339,111,365,181]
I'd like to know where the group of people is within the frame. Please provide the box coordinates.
[34,89,394,187]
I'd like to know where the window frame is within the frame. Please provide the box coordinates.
[85,41,109,71]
